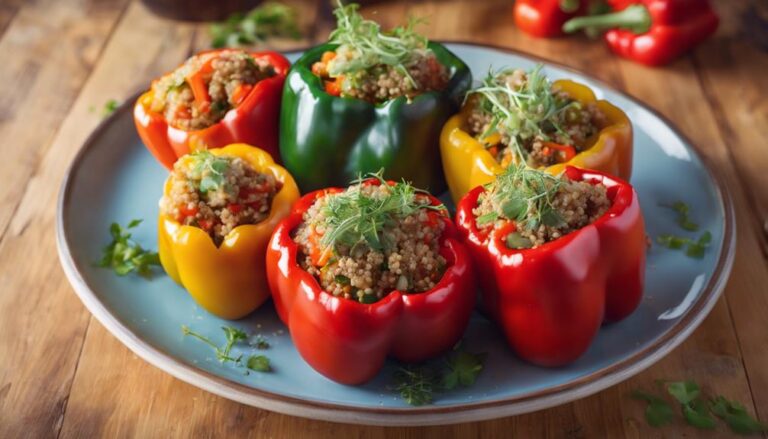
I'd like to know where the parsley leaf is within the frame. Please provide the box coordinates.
[660,201,699,232]
[442,350,486,390]
[711,396,767,435]
[393,365,439,406]
[666,380,700,405]
[246,355,271,372]
[683,398,716,429]
[656,231,712,259]
[631,390,674,427]
[98,219,161,277]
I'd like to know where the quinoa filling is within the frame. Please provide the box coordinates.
[159,151,282,246]
[466,66,606,169]
[310,3,449,104]
[473,164,610,249]
[149,50,275,131]
[293,177,448,303]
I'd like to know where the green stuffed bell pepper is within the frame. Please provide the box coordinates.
[279,3,471,192]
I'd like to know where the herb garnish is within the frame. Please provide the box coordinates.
[657,231,711,258]
[660,201,699,231]
[90,99,119,118]
[252,334,270,350]
[631,380,766,434]
[467,65,578,162]
[210,2,302,48]
[320,171,444,253]
[326,2,429,86]
[482,162,565,231]
[98,219,161,277]
[182,325,273,373]
[188,150,231,194]
[393,345,486,406]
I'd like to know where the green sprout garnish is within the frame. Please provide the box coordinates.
[188,150,231,194]
[468,65,579,162]
[320,171,444,253]
[326,1,429,88]
[483,163,565,231]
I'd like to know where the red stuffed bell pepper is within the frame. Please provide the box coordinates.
[456,165,645,366]
[563,0,719,66]
[267,177,476,384]
[134,49,290,169]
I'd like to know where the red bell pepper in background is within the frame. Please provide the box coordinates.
[134,50,290,169]
[266,181,476,385]
[563,0,719,66]
[455,167,646,366]
[514,0,590,37]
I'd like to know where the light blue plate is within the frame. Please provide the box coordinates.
[57,43,735,426]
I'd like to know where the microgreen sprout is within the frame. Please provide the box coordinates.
[320,171,444,253]
[188,150,231,194]
[326,1,430,88]
[467,65,579,163]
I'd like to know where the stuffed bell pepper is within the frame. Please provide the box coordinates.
[279,2,471,193]
[456,164,645,366]
[135,49,290,169]
[158,144,299,319]
[266,175,476,384]
[441,65,632,202]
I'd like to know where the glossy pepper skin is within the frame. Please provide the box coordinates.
[266,180,476,384]
[563,0,719,66]
[456,167,645,366]
[134,50,291,170]
[440,79,632,203]
[279,42,471,193]
[514,0,590,38]
[158,144,300,320]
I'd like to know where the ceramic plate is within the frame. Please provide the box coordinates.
[57,43,735,426]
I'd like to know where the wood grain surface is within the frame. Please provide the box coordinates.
[0,0,766,437]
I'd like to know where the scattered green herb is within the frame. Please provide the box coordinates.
[393,365,439,406]
[98,219,161,277]
[210,2,302,48]
[660,201,699,231]
[320,171,444,253]
[393,345,486,406]
[467,65,578,163]
[252,334,270,350]
[631,390,674,427]
[656,231,711,259]
[90,99,120,118]
[182,325,246,363]
[710,396,767,435]
[631,380,766,434]
[326,1,429,86]
[246,355,271,372]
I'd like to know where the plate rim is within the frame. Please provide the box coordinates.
[56,41,737,426]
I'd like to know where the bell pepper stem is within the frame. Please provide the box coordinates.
[559,0,580,14]
[562,4,651,35]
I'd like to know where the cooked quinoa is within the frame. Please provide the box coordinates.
[312,49,449,103]
[473,165,610,248]
[149,50,275,131]
[293,180,448,303]
[466,67,606,169]
[310,3,450,104]
[159,151,281,246]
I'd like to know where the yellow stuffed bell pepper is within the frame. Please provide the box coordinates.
[158,143,300,319]
[440,79,632,203]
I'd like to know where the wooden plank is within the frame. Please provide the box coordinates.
[0,0,130,242]
[0,0,133,437]
[693,0,768,256]
[0,1,194,438]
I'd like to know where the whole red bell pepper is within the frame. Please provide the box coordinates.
[266,180,476,385]
[455,167,646,366]
[563,0,719,66]
[515,0,590,37]
[134,49,290,169]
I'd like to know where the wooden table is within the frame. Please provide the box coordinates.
[1,0,766,436]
